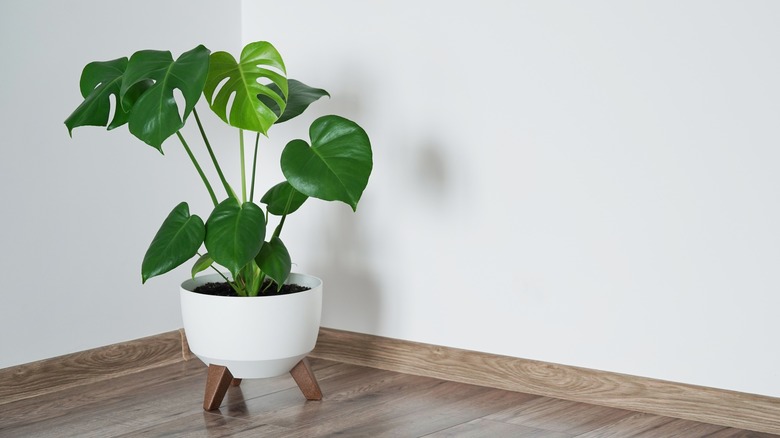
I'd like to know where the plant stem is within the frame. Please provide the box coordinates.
[272,189,295,238]
[240,129,247,203]
[272,214,286,239]
[193,108,237,200]
[176,132,218,207]
[249,132,260,202]
[195,251,240,293]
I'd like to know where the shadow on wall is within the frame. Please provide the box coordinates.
[310,61,382,333]
[309,58,457,335]
[414,140,450,203]
[312,205,382,334]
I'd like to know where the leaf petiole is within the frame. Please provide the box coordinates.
[176,132,217,206]
[193,107,237,200]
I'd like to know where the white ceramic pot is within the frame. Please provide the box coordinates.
[180,272,322,379]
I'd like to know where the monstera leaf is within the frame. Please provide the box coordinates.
[65,58,143,134]
[257,79,329,124]
[204,41,287,134]
[120,45,210,151]
[281,115,373,211]
[141,202,205,283]
[260,181,308,216]
[204,198,266,277]
[254,237,292,290]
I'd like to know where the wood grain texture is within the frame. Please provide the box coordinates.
[289,358,323,400]
[0,330,185,405]
[203,365,234,411]
[1,357,775,437]
[310,327,780,435]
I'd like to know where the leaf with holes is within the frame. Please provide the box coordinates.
[281,115,373,211]
[205,199,266,277]
[65,57,145,134]
[260,181,308,216]
[257,79,329,124]
[142,202,205,283]
[120,45,210,151]
[255,237,292,290]
[204,41,287,134]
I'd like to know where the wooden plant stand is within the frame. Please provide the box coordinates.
[202,358,322,411]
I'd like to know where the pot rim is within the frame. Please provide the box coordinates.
[180,272,323,297]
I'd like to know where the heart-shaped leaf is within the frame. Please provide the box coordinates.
[191,253,214,279]
[255,237,292,290]
[65,58,135,134]
[142,202,205,283]
[257,79,329,124]
[260,181,308,216]
[120,45,210,151]
[281,115,373,210]
[204,41,287,134]
[205,198,266,277]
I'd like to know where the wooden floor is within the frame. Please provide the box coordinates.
[1,358,776,438]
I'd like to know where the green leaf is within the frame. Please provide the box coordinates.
[258,79,329,124]
[204,198,266,277]
[121,45,210,150]
[191,253,213,279]
[281,115,373,210]
[260,181,308,216]
[142,202,205,283]
[65,58,137,134]
[255,237,292,290]
[204,41,287,134]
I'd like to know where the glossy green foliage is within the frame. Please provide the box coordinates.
[141,202,205,283]
[67,41,374,294]
[121,45,210,151]
[254,237,291,291]
[204,198,266,277]
[190,253,213,279]
[65,58,134,134]
[282,116,373,210]
[258,79,329,124]
[261,181,308,216]
[204,41,287,134]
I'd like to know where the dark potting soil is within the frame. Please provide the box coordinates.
[194,281,310,297]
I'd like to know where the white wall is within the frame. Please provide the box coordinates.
[243,1,780,397]
[0,0,241,367]
[2,0,777,400]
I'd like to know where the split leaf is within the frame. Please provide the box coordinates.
[204,41,287,134]
[121,45,210,150]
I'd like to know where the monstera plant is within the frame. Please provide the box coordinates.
[65,41,373,296]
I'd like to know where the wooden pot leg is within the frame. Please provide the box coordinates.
[290,358,323,400]
[231,378,242,387]
[203,365,234,411]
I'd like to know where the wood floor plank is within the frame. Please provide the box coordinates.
[0,360,203,430]
[484,396,637,434]
[0,358,339,438]
[704,428,780,438]
[290,378,539,437]
[423,418,574,438]
[2,354,775,438]
[312,327,780,434]
[574,412,728,438]
[224,365,435,431]
[112,411,293,438]
[0,330,185,405]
